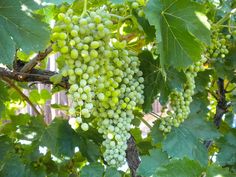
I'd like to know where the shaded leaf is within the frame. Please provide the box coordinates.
[0,154,25,177]
[182,113,221,140]
[163,126,208,166]
[155,158,204,177]
[80,162,104,177]
[104,167,122,177]
[216,129,236,166]
[206,164,236,177]
[78,138,100,162]
[40,118,79,157]
[42,0,74,5]
[0,136,14,161]
[139,50,186,112]
[0,81,9,115]
[137,149,169,177]
[150,121,164,145]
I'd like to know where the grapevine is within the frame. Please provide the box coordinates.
[159,56,207,133]
[51,5,144,167]
[206,24,230,59]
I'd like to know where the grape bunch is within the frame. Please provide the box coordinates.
[206,24,230,59]
[107,0,146,17]
[159,56,207,133]
[51,7,144,167]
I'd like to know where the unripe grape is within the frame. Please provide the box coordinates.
[71,49,78,59]
[81,123,89,131]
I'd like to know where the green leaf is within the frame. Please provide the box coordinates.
[0,136,14,161]
[0,0,50,67]
[24,165,46,177]
[216,129,236,166]
[50,74,63,85]
[0,154,25,177]
[109,0,124,4]
[40,118,79,157]
[29,90,41,104]
[42,0,74,5]
[137,149,169,177]
[40,89,52,101]
[195,70,212,93]
[80,162,104,177]
[155,158,204,177]
[150,121,164,145]
[139,50,186,112]
[78,138,100,162]
[136,16,155,42]
[182,113,221,140]
[0,28,15,66]
[163,126,208,166]
[19,0,41,10]
[29,89,51,105]
[104,167,122,177]
[139,50,160,112]
[0,81,9,115]
[145,0,210,69]
[206,164,236,177]
[224,112,235,128]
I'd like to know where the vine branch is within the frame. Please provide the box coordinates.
[1,76,41,115]
[0,67,68,89]
[20,45,52,73]
[126,136,141,177]
[214,78,228,128]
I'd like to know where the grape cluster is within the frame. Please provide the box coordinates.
[206,25,230,59]
[159,57,207,133]
[107,0,145,17]
[51,8,144,167]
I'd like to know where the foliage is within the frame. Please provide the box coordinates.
[0,0,236,176]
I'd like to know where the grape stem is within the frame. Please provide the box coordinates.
[110,14,132,21]
[216,8,236,26]
[219,25,236,29]
[81,0,88,17]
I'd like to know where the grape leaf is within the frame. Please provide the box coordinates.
[145,0,210,69]
[40,118,79,157]
[206,164,236,177]
[139,50,186,112]
[24,165,46,177]
[78,138,100,162]
[182,113,221,140]
[0,28,16,66]
[150,121,164,145]
[139,51,161,112]
[42,0,74,5]
[155,158,204,177]
[0,136,14,161]
[19,0,41,10]
[0,154,25,177]
[216,130,236,166]
[80,162,104,177]
[0,81,9,115]
[163,126,208,166]
[195,69,212,93]
[137,149,169,177]
[110,0,124,4]
[0,0,49,67]
[104,167,122,177]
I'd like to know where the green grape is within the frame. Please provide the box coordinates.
[206,24,230,58]
[51,8,144,168]
[159,56,206,133]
